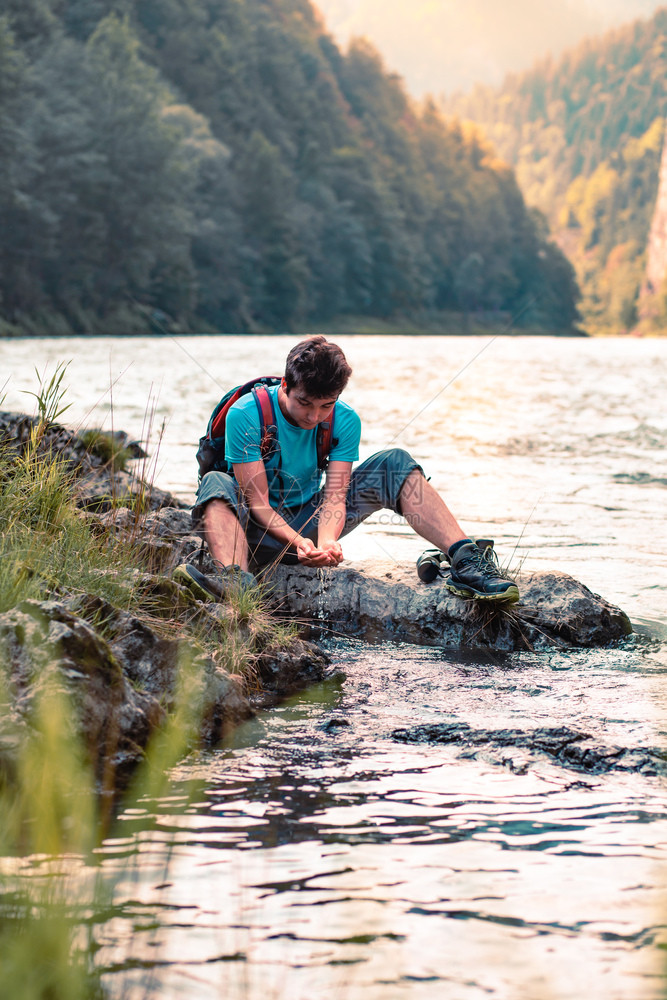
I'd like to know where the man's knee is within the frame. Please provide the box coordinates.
[396,464,425,510]
[203,497,244,532]
[193,470,246,532]
[204,496,236,516]
[359,448,423,510]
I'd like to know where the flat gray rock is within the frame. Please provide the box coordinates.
[265,560,632,650]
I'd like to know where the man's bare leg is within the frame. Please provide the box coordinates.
[203,499,250,571]
[398,469,467,552]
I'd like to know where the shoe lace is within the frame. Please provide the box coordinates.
[478,542,499,569]
[461,543,501,579]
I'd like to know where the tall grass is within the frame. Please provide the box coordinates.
[0,428,138,616]
[0,651,211,1000]
[21,362,72,428]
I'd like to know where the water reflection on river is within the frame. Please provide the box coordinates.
[1,335,666,998]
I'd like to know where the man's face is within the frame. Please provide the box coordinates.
[280,378,338,429]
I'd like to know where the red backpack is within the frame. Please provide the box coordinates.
[196,376,337,482]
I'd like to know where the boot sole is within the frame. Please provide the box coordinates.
[444,580,520,604]
[173,565,220,602]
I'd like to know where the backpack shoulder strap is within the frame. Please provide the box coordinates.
[316,403,338,471]
[252,383,285,499]
[251,384,280,462]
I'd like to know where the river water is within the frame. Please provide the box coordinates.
[1,334,666,998]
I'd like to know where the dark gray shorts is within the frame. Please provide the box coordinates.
[192,447,423,567]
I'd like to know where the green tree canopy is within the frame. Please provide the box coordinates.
[0,0,580,334]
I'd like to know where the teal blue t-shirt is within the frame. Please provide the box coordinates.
[225,386,361,506]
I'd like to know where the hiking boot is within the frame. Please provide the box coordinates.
[173,562,257,602]
[445,540,519,603]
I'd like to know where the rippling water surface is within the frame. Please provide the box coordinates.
[2,334,666,998]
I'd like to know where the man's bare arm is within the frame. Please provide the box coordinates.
[233,460,332,566]
[316,460,352,565]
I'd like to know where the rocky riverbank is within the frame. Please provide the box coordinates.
[0,412,334,790]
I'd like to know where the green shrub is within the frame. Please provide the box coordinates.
[78,430,134,472]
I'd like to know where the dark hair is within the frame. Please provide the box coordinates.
[284,336,352,397]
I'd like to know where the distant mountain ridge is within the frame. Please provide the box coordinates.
[442,7,667,332]
[314,0,663,96]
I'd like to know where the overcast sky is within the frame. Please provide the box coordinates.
[314,0,665,95]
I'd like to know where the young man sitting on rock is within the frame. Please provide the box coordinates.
[176,336,519,603]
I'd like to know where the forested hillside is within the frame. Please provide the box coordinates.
[443,8,667,332]
[0,0,578,336]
